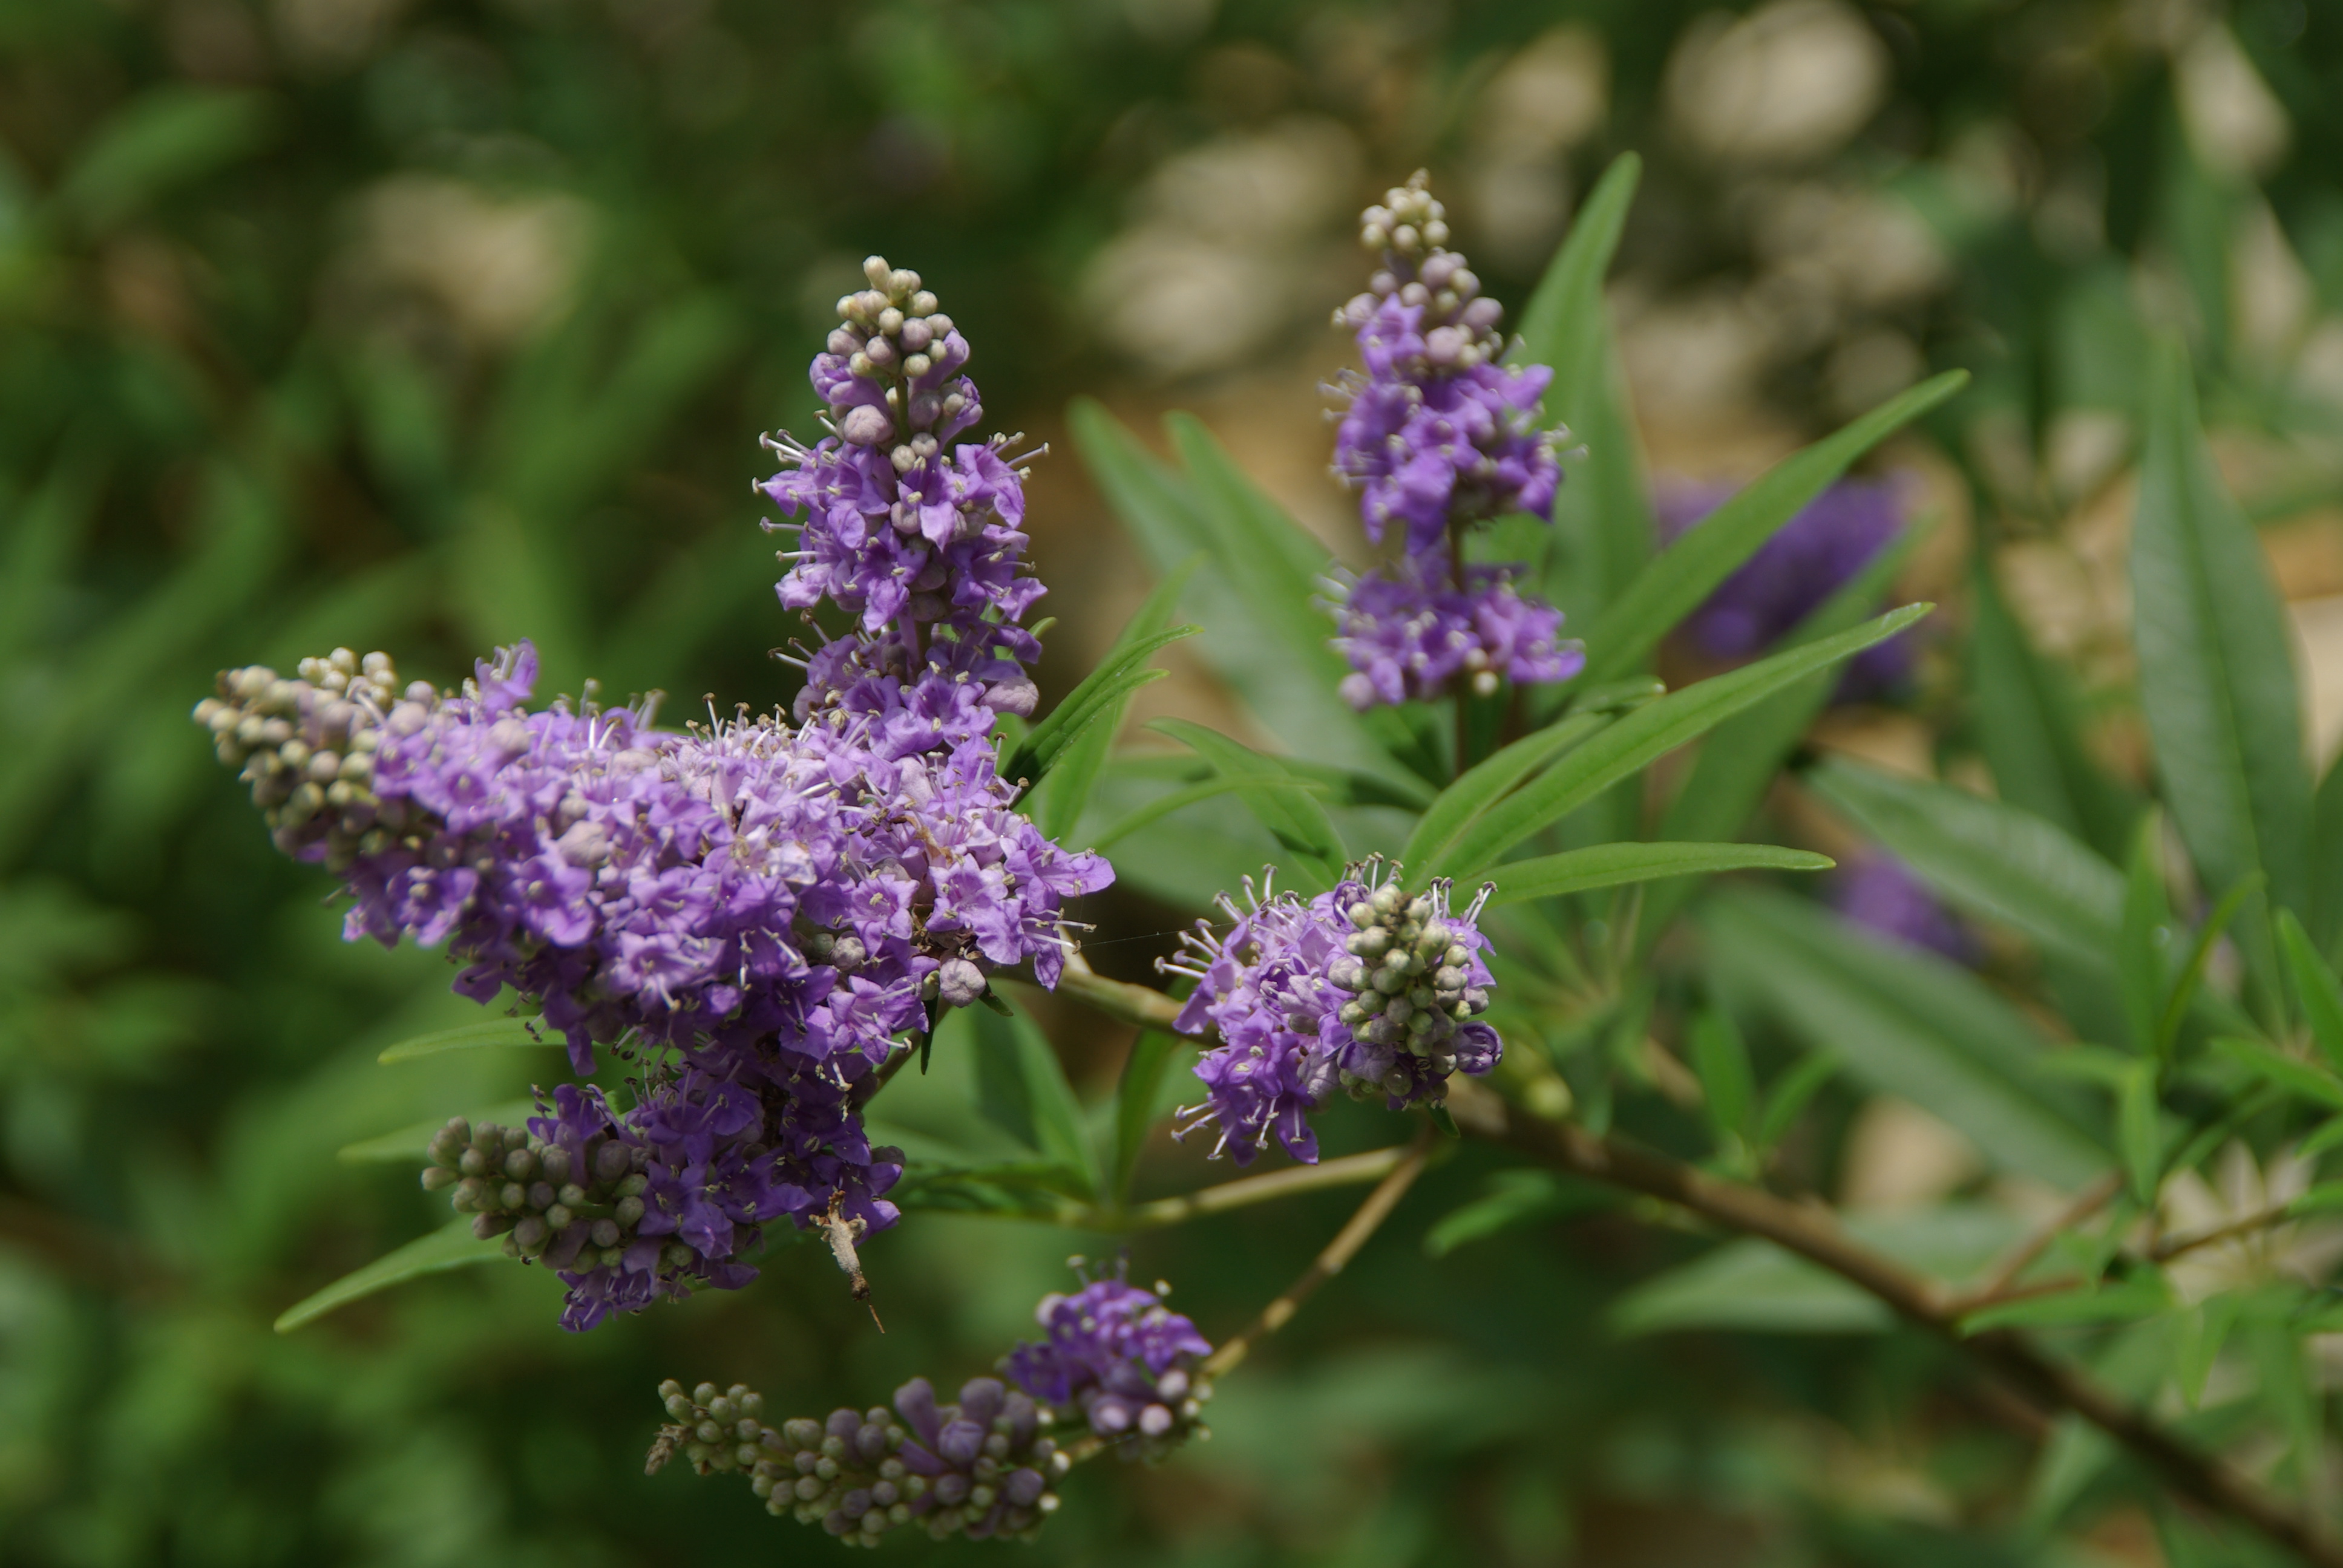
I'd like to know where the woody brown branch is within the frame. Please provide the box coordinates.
[1051,959,2343,1568]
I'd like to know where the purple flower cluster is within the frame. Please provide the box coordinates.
[1164,863,1500,1166]
[762,256,1045,725]
[1833,854,1973,963]
[198,260,1116,1331]
[655,1373,1072,1544]
[1659,477,1913,701]
[1332,558,1583,711]
[654,1269,1212,1541]
[203,642,1108,1326]
[1004,1266,1213,1454]
[1323,173,1577,711]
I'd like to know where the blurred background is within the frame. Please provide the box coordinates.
[5,0,2343,1563]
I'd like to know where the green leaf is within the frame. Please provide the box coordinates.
[969,992,1097,1199]
[2155,874,2260,1054]
[2120,814,2172,1056]
[1483,841,1830,908]
[274,1220,504,1334]
[1440,606,1932,881]
[1577,373,1965,685]
[1150,719,1345,892]
[2210,1037,2343,1111]
[1108,1031,1184,1206]
[1166,414,1435,777]
[1614,1206,2018,1337]
[1035,558,1204,840]
[1068,400,1423,788]
[1424,1170,1613,1258]
[2278,909,2343,1072]
[2310,757,2343,955]
[2177,1293,2244,1409]
[375,1017,556,1063]
[1957,1275,2171,1335]
[337,1099,539,1164]
[54,87,278,230]
[1690,1008,1756,1143]
[1970,554,2137,861]
[1704,887,2111,1187]
[1757,1053,1837,1152]
[1004,625,1197,787]
[1400,710,1612,874]
[2118,1060,2163,1204]
[1804,757,2123,973]
[1087,775,1329,855]
[1512,154,1653,629]
[2288,1181,2343,1215]
[2132,341,2309,1005]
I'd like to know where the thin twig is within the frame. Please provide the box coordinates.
[1200,1126,1435,1382]
[1052,964,2343,1568]
[1441,1077,2343,1568]
[1948,1172,2122,1313]
[2150,1203,2303,1264]
[1113,1145,1414,1231]
[1057,953,1182,1031]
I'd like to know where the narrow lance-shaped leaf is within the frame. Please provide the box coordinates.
[1035,555,1205,841]
[1089,775,1330,855]
[1638,520,1924,946]
[1400,710,1613,873]
[376,1017,555,1063]
[2131,340,2309,1008]
[1167,414,1441,782]
[1689,1008,1757,1145]
[1703,887,2111,1188]
[1483,841,1831,909]
[968,994,1099,1200]
[1004,624,1197,788]
[274,1220,505,1334]
[1150,718,1346,893]
[1067,400,1421,788]
[2212,1037,2343,1112]
[1805,757,2124,974]
[2119,813,2169,1057]
[1970,552,2137,861]
[1107,1031,1183,1207]
[2279,909,2343,1073]
[1576,371,1966,685]
[1439,605,1932,881]
[1512,154,1653,629]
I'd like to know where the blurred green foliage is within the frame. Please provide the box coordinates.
[6,0,2343,1564]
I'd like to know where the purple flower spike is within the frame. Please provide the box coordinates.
[1322,172,1576,710]
[761,255,1046,731]
[1162,859,1501,1166]
[1659,476,1913,701]
[1333,558,1584,711]
[1004,1263,1213,1458]
[657,1373,1069,1544]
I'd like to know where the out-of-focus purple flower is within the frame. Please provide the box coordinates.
[1332,558,1584,711]
[759,256,1045,725]
[1162,861,1500,1165]
[1658,477,1913,701]
[1833,854,1973,962]
[1004,1264,1212,1455]
[1322,173,1576,711]
[652,1373,1072,1544]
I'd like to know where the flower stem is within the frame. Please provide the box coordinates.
[1049,964,2343,1568]
[1200,1124,1434,1382]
